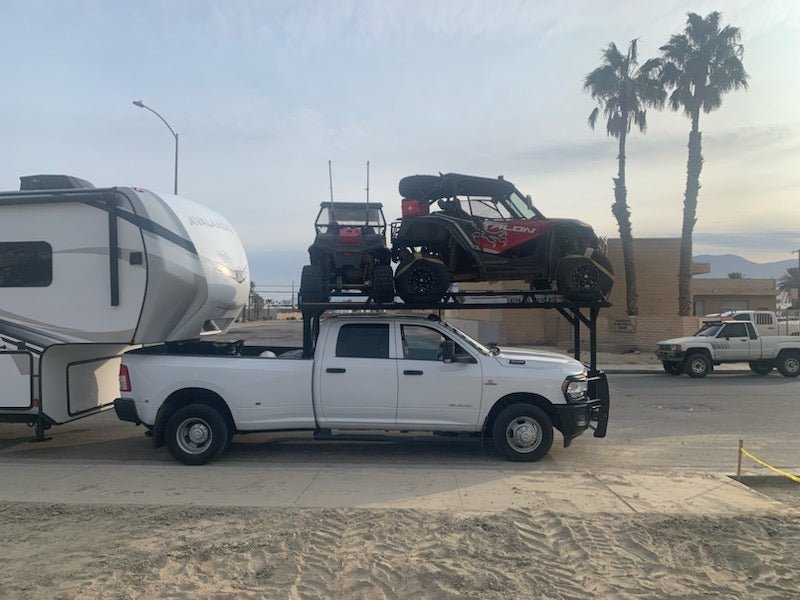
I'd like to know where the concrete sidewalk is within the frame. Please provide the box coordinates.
[602,364,751,375]
[0,460,787,515]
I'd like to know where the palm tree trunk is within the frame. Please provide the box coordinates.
[678,112,703,316]
[612,128,638,315]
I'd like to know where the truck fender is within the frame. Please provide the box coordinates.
[482,393,556,437]
[152,388,236,448]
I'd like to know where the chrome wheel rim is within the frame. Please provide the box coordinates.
[176,417,212,455]
[785,357,800,374]
[506,417,542,453]
[690,358,707,374]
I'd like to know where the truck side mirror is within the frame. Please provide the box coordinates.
[442,340,455,363]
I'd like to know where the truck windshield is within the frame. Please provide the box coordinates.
[694,324,723,337]
[439,320,491,355]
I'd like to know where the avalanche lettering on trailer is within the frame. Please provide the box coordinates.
[473,220,548,254]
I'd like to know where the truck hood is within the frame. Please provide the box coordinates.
[657,336,703,346]
[493,347,586,375]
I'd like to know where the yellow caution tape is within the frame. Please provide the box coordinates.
[740,448,800,483]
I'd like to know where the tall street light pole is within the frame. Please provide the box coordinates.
[132,100,179,195]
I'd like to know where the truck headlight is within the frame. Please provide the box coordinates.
[562,375,589,403]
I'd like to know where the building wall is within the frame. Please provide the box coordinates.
[691,278,777,315]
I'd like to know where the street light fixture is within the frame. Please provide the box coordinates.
[132,100,179,195]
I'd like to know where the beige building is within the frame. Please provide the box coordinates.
[692,278,777,316]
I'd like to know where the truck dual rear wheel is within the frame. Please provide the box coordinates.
[777,353,800,378]
[685,353,711,378]
[748,360,774,376]
[165,404,229,465]
[492,403,553,462]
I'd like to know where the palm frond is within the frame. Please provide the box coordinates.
[588,107,600,129]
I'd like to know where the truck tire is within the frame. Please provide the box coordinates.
[395,258,450,304]
[776,353,800,378]
[663,361,684,375]
[556,253,614,302]
[748,360,773,376]
[492,403,553,462]
[300,264,326,302]
[165,403,229,465]
[684,353,711,378]
[369,264,395,303]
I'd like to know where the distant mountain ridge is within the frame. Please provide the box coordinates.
[694,254,795,279]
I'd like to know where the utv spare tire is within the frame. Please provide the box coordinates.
[556,253,614,302]
[300,264,326,302]
[395,258,450,304]
[398,175,444,200]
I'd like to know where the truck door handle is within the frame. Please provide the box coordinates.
[403,370,424,376]
[326,368,346,373]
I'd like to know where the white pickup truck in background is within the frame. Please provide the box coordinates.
[703,310,799,336]
[656,320,800,378]
[115,315,610,465]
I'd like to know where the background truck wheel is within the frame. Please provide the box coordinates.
[663,361,684,375]
[684,353,711,378]
[165,403,229,465]
[556,253,614,302]
[748,360,774,376]
[369,264,395,303]
[776,353,800,378]
[395,258,450,304]
[491,403,553,462]
[300,264,326,302]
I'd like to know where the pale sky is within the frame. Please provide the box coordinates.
[1,0,798,289]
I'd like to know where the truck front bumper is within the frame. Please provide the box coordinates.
[553,371,610,446]
[656,349,685,361]
[114,398,141,425]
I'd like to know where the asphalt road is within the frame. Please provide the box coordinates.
[0,374,796,475]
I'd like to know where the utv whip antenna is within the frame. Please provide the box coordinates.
[365,160,370,224]
[328,160,335,223]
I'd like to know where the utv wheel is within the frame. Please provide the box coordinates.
[395,258,450,304]
[556,253,614,302]
[492,404,553,462]
[370,264,395,303]
[165,403,229,465]
[663,361,684,375]
[748,360,774,376]
[398,175,442,200]
[776,353,800,378]
[685,353,711,378]
[300,264,326,302]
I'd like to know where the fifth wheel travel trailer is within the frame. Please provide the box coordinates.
[0,174,249,438]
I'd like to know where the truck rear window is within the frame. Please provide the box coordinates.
[335,324,389,359]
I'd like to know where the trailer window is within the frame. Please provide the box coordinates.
[335,324,389,359]
[0,242,52,287]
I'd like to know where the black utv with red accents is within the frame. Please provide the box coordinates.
[301,202,394,303]
[390,173,614,304]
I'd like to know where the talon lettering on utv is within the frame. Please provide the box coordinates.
[302,202,394,303]
[390,173,614,303]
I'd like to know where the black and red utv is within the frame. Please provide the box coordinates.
[301,202,394,303]
[391,173,614,303]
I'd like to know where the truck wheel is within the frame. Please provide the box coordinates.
[748,360,774,376]
[556,253,614,302]
[777,353,800,378]
[492,404,553,462]
[663,361,684,375]
[395,258,450,304]
[684,353,711,378]
[165,404,229,465]
[300,265,326,302]
[369,264,395,303]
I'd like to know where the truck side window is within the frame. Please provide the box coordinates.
[746,323,758,339]
[401,325,465,361]
[335,324,389,359]
[720,323,747,338]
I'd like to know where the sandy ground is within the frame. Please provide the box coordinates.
[2,503,799,599]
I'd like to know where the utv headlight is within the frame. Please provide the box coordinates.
[562,375,589,403]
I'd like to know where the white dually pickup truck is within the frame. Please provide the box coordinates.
[656,320,800,378]
[114,315,610,464]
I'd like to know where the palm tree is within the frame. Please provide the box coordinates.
[778,268,799,294]
[584,39,665,316]
[660,12,748,315]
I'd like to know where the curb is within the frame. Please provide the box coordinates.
[603,367,752,375]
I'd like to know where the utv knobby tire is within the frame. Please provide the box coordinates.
[556,253,614,302]
[491,403,554,462]
[398,175,442,200]
[165,403,229,466]
[370,264,395,303]
[776,353,800,378]
[748,360,773,376]
[300,264,326,302]
[395,258,450,304]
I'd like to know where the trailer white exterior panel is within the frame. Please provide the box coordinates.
[0,351,33,409]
